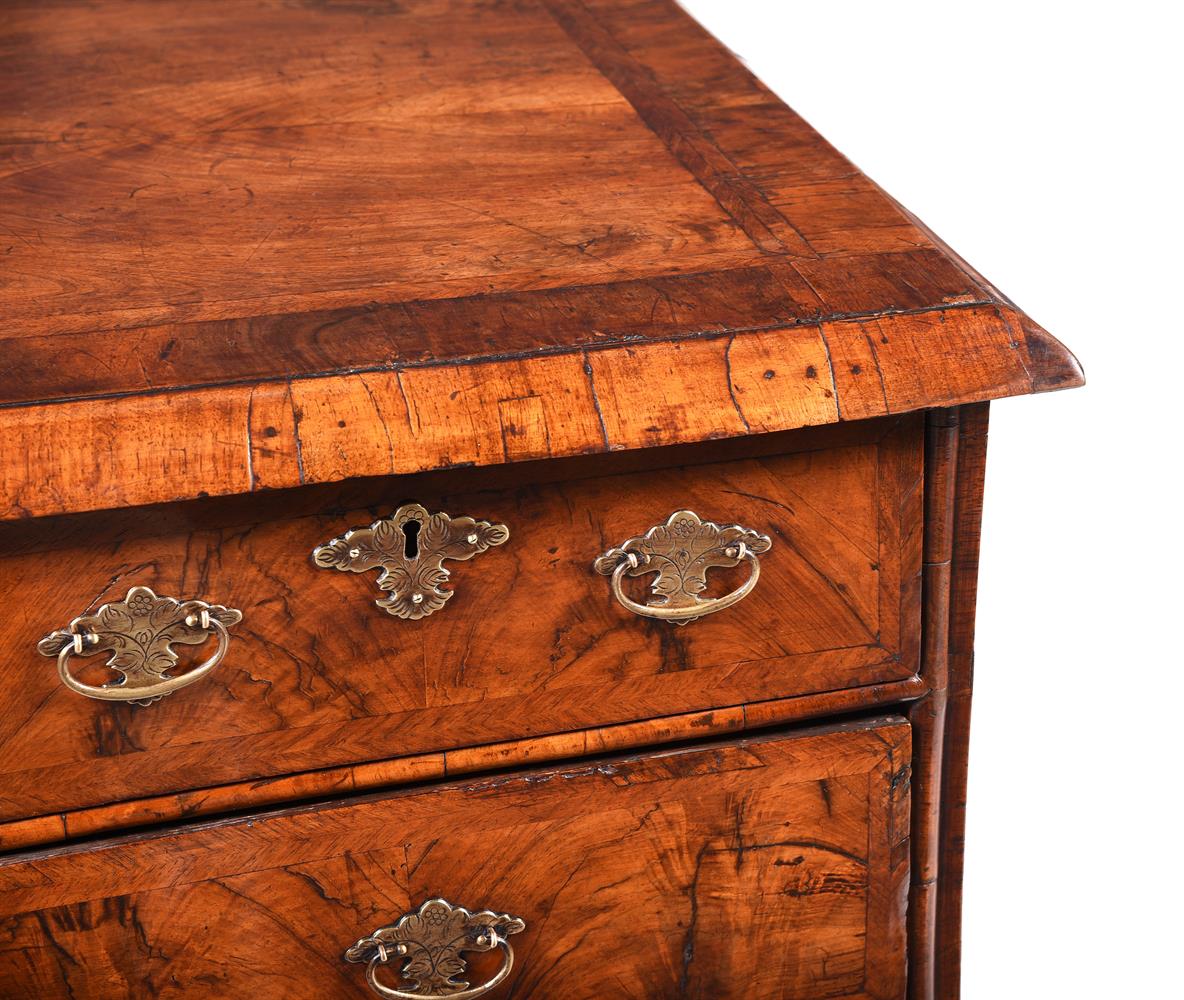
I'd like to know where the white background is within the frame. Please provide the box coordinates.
[678,1,1182,995]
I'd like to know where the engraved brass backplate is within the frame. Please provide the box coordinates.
[37,586,242,706]
[312,504,509,620]
[345,898,526,999]
[595,509,772,625]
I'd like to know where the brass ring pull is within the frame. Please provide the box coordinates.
[595,510,772,626]
[346,899,526,999]
[608,541,761,621]
[37,586,242,707]
[366,933,514,999]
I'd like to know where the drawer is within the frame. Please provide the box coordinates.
[0,417,922,821]
[0,717,911,999]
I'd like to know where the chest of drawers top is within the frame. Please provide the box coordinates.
[0,0,1080,523]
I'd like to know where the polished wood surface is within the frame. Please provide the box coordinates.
[904,404,989,1000]
[0,2,1087,994]
[0,676,925,852]
[0,718,911,999]
[907,410,959,1000]
[0,0,1081,519]
[934,402,989,999]
[0,418,922,822]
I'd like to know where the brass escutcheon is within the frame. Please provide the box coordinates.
[312,503,509,620]
[37,586,242,706]
[345,898,526,998]
[595,510,772,625]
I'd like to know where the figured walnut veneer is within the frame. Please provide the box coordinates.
[0,1,1082,996]
[0,419,921,822]
[0,0,1080,520]
[0,719,911,1000]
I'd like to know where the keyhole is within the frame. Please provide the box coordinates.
[402,519,421,560]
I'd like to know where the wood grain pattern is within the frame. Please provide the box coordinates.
[0,0,1086,991]
[907,410,959,1000]
[0,0,1082,520]
[934,402,989,999]
[904,404,990,1000]
[0,0,761,334]
[0,419,922,822]
[0,676,926,852]
[0,718,912,1000]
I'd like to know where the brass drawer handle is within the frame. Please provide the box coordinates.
[36,586,242,707]
[346,898,526,999]
[595,510,772,625]
[313,503,509,620]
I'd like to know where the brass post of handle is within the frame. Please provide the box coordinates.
[594,510,772,626]
[37,586,242,707]
[346,899,526,999]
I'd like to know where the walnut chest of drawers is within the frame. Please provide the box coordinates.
[0,2,1082,997]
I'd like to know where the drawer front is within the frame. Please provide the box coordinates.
[0,718,911,999]
[0,417,922,820]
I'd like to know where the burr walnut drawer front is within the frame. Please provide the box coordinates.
[0,718,911,1000]
[0,417,922,822]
